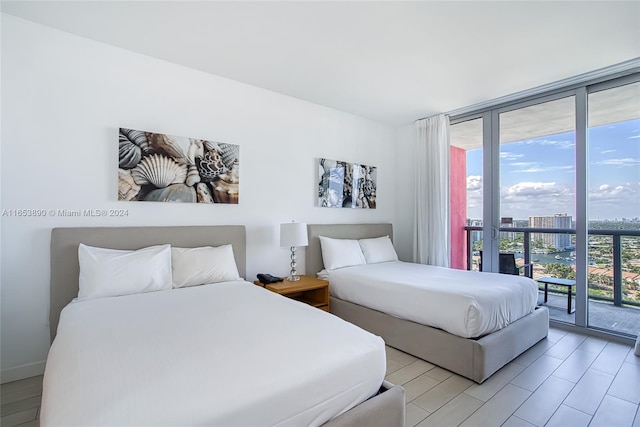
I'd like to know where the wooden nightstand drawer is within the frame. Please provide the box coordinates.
[254,275,329,311]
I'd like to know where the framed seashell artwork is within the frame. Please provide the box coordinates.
[317,158,377,209]
[118,128,239,204]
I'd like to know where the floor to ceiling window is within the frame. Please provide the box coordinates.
[450,118,483,271]
[586,80,640,336]
[454,70,640,338]
[499,96,576,288]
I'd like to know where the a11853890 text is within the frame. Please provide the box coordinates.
[1,209,129,217]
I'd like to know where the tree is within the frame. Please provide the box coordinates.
[544,263,575,280]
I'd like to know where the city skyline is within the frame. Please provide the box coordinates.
[466,119,640,220]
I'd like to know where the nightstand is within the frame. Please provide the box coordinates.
[254,275,329,311]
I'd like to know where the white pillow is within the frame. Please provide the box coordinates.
[317,269,330,280]
[171,245,241,288]
[359,235,398,264]
[78,244,172,300]
[319,236,366,270]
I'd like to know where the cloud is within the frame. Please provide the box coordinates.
[500,152,524,160]
[503,182,563,197]
[589,182,640,219]
[468,179,639,220]
[558,142,575,150]
[600,149,616,154]
[467,175,482,191]
[595,158,640,167]
[627,135,640,139]
[515,138,574,149]
[498,181,575,218]
[505,163,574,173]
[590,182,637,202]
[466,175,483,212]
[467,193,482,211]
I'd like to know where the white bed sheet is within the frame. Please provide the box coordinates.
[326,261,539,338]
[41,281,385,426]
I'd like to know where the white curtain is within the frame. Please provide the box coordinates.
[414,114,450,267]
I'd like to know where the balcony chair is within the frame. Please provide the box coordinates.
[479,251,533,278]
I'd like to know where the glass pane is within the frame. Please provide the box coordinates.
[622,236,640,305]
[587,81,640,336]
[450,118,482,271]
[499,96,576,323]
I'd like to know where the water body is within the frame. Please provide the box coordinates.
[515,251,576,266]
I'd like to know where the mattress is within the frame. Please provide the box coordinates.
[41,281,385,426]
[325,261,539,338]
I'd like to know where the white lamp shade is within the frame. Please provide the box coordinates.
[280,222,308,247]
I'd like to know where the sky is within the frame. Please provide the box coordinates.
[466,119,640,221]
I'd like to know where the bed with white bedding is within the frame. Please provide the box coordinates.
[307,223,549,384]
[45,226,405,426]
[325,261,539,338]
[43,281,386,426]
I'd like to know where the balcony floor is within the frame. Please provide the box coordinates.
[540,291,640,336]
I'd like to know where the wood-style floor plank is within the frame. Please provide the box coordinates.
[590,341,631,375]
[563,368,615,415]
[607,362,640,404]
[545,405,592,427]
[405,403,430,427]
[590,395,638,427]
[1,395,41,417]
[458,384,531,427]
[513,375,574,426]
[0,407,38,427]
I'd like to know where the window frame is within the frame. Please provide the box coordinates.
[450,67,640,332]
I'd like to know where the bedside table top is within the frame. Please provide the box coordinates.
[254,275,327,293]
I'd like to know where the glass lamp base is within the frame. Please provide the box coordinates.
[288,246,300,281]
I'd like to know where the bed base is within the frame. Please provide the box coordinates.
[331,296,549,384]
[323,381,404,427]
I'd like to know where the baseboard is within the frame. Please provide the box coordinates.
[1,361,46,384]
[549,320,635,346]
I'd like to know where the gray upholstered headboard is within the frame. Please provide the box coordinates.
[50,225,246,342]
[306,223,393,276]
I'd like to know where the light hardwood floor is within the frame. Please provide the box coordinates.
[391,326,640,427]
[2,326,639,427]
[1,374,41,427]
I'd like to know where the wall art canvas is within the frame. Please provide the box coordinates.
[317,158,377,208]
[118,128,239,204]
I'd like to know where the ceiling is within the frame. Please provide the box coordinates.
[451,82,640,150]
[2,1,639,127]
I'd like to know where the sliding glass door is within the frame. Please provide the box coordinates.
[454,72,640,336]
[498,95,577,323]
[586,79,640,335]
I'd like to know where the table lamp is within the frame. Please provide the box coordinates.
[280,221,308,281]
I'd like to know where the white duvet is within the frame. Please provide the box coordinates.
[326,261,539,338]
[41,281,385,426]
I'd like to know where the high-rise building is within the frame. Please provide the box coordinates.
[500,217,516,240]
[529,213,573,250]
[467,218,483,250]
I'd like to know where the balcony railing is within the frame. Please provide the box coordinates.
[464,226,640,308]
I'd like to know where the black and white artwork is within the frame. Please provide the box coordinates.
[317,158,377,209]
[118,128,239,204]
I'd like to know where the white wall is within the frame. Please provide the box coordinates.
[0,15,400,381]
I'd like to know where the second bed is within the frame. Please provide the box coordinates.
[307,223,549,384]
